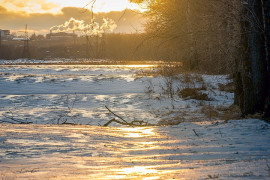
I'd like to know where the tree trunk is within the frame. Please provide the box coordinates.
[185,0,198,70]
[262,0,270,119]
[235,0,269,117]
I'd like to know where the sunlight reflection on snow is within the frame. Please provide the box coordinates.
[1,120,269,179]
[121,127,156,138]
[121,166,158,175]
[125,65,154,68]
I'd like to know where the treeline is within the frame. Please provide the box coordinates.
[0,34,171,60]
[131,0,242,74]
[0,33,188,62]
[0,30,236,74]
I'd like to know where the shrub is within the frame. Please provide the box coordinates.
[157,63,183,77]
[193,74,204,82]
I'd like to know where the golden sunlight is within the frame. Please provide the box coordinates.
[121,166,158,175]
[3,0,143,14]
[122,127,156,138]
[49,0,142,13]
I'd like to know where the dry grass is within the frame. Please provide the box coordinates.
[200,104,241,121]
[178,87,210,101]
[193,74,204,83]
[180,73,204,87]
[216,104,241,120]
[201,105,219,119]
[246,113,264,119]
[218,82,234,93]
[158,116,185,126]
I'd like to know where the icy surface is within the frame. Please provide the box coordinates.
[0,119,269,179]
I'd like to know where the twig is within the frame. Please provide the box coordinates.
[0,119,16,124]
[66,94,78,124]
[103,118,153,127]
[104,106,153,127]
[193,129,199,137]
[219,128,223,137]
[118,8,128,23]
[61,122,79,125]
[103,118,127,127]
[105,106,129,124]
[56,94,78,125]
[131,120,148,126]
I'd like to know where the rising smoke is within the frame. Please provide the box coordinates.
[50,18,117,36]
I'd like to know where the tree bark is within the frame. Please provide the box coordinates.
[185,0,198,70]
[235,0,270,119]
[262,0,270,119]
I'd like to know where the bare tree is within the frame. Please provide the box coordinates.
[131,0,241,73]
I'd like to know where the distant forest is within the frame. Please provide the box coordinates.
[0,32,232,74]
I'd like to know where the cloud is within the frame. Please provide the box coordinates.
[0,6,145,34]
[0,6,8,13]
[1,0,60,13]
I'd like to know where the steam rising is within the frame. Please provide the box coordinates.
[50,18,117,36]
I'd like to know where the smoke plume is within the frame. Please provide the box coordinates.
[50,18,117,36]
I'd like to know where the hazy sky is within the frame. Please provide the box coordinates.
[1,0,142,13]
[0,0,144,34]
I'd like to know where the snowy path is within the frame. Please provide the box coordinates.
[0,119,270,179]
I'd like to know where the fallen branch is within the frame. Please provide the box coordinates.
[2,112,32,124]
[0,119,17,124]
[131,120,149,126]
[103,118,153,127]
[103,118,127,127]
[104,106,153,127]
[105,106,129,124]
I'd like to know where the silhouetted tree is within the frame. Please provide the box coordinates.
[234,0,270,119]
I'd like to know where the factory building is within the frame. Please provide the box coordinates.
[46,31,77,41]
[0,29,12,40]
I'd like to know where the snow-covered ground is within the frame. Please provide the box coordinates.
[0,60,233,125]
[0,119,269,179]
[0,59,269,179]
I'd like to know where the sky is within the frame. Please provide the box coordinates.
[0,0,144,34]
[1,0,142,13]
[48,0,142,13]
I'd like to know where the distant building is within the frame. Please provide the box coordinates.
[0,29,12,40]
[12,37,28,41]
[46,31,77,41]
